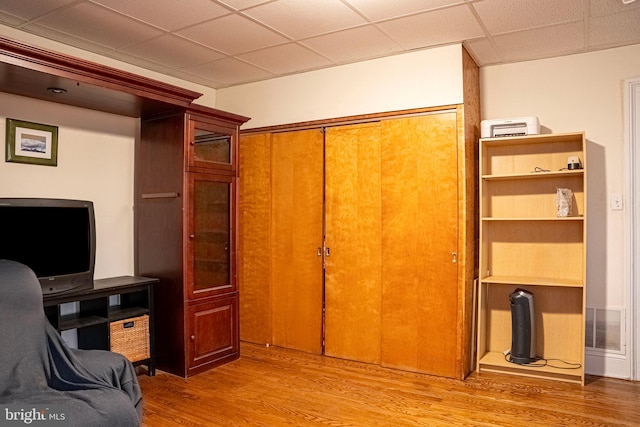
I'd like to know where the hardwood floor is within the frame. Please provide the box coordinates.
[139,343,640,426]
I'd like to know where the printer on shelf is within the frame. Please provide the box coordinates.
[481,116,540,138]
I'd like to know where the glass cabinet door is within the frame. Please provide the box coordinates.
[187,174,236,298]
[187,118,237,174]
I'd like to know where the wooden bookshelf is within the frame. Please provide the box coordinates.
[476,132,587,384]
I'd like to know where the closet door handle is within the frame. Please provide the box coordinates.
[317,247,331,257]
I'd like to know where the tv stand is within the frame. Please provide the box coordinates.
[43,276,158,376]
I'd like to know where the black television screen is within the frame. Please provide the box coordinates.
[0,198,96,296]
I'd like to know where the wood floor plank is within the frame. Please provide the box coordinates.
[139,343,640,426]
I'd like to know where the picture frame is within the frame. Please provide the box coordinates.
[5,118,58,166]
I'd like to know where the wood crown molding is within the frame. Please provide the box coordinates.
[240,104,459,135]
[0,36,202,117]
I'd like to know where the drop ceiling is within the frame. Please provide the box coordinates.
[0,0,639,89]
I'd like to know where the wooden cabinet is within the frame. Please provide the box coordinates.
[476,132,587,384]
[136,105,249,377]
[0,37,254,377]
[187,113,239,174]
[239,106,479,379]
[238,47,479,381]
[269,129,325,354]
[187,295,238,370]
[187,173,236,300]
[237,133,272,345]
[324,122,382,365]
[379,113,460,377]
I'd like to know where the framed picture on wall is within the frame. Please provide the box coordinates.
[5,118,58,167]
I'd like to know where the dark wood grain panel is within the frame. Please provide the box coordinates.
[0,36,200,117]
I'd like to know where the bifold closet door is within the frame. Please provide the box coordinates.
[270,129,324,354]
[238,132,272,345]
[380,112,459,378]
[324,123,382,364]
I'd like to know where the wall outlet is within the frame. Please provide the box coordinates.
[611,193,623,210]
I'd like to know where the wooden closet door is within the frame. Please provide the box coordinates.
[380,112,459,378]
[324,123,382,364]
[270,129,324,354]
[238,132,272,344]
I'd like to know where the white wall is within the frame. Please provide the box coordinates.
[481,44,640,378]
[217,44,465,129]
[0,92,138,279]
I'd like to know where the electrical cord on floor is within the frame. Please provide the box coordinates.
[503,351,582,369]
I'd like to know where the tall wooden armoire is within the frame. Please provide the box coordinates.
[136,105,250,377]
[239,48,479,379]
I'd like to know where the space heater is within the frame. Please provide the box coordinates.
[509,288,537,365]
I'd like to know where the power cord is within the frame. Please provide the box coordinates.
[503,351,582,370]
[532,166,550,173]
[532,166,576,173]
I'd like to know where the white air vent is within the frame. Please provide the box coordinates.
[585,307,624,354]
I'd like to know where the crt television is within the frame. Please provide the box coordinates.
[0,198,96,296]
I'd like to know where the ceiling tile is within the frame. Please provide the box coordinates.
[177,13,288,55]
[172,71,228,88]
[0,12,28,26]
[14,24,115,54]
[245,0,368,39]
[463,38,501,66]
[589,8,640,48]
[106,50,175,74]
[91,0,231,31]
[182,57,275,86]
[590,0,640,17]
[378,5,484,49]
[0,0,77,21]
[473,0,585,35]
[121,34,226,69]
[493,22,585,62]
[23,2,163,49]
[344,0,468,21]
[237,43,333,75]
[216,0,271,11]
[302,25,403,63]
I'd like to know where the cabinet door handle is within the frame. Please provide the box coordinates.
[141,192,179,199]
[317,247,322,257]
[451,252,457,263]
[325,247,330,257]
[224,242,229,251]
[190,335,195,341]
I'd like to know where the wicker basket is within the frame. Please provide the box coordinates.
[110,314,150,362]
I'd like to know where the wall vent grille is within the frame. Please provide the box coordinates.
[585,307,624,354]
